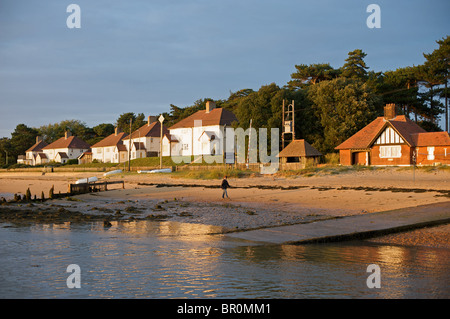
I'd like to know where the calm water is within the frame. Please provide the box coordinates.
[0,220,449,299]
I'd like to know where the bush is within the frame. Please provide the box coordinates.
[324,153,340,165]
[66,159,78,165]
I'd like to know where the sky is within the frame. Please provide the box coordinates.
[0,0,449,138]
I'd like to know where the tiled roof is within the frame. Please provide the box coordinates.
[57,152,69,159]
[116,144,127,152]
[411,132,450,146]
[169,108,238,129]
[123,121,169,140]
[91,132,128,148]
[132,142,146,151]
[388,115,426,146]
[26,140,48,152]
[335,115,429,150]
[164,133,178,143]
[277,139,322,157]
[335,117,386,150]
[42,136,90,150]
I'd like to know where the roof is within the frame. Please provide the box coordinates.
[411,132,450,147]
[169,108,238,129]
[43,136,90,150]
[335,115,427,150]
[37,153,47,159]
[163,133,178,143]
[57,152,69,159]
[91,132,128,148]
[277,139,322,157]
[132,142,146,151]
[123,121,169,140]
[198,131,216,141]
[26,140,48,152]
[115,144,127,152]
[78,151,92,159]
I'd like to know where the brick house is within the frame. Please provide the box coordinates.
[335,104,450,166]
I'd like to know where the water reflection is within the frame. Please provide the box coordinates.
[0,221,449,298]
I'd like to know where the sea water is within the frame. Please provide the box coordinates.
[0,220,448,299]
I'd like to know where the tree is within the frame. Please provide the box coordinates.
[0,137,11,166]
[308,77,379,153]
[38,120,92,143]
[416,62,445,124]
[422,36,450,130]
[115,113,145,134]
[380,66,423,120]
[10,124,39,160]
[341,49,369,79]
[93,123,115,137]
[289,63,339,89]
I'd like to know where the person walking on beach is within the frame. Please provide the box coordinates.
[221,176,230,199]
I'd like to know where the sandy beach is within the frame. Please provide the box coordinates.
[0,167,449,247]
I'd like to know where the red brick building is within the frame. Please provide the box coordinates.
[335,104,450,166]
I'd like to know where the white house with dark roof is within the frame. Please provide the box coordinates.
[91,128,128,163]
[17,136,48,165]
[168,101,238,157]
[122,116,170,160]
[42,131,90,163]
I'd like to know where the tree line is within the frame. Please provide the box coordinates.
[1,36,448,166]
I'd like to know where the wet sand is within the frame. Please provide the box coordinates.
[0,168,449,248]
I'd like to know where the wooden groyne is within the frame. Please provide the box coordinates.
[68,180,124,195]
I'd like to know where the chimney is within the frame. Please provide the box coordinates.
[36,136,42,144]
[206,100,216,113]
[64,131,72,139]
[148,115,157,126]
[114,127,121,136]
[384,103,396,120]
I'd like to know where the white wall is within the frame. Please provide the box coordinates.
[43,148,88,162]
[169,125,224,156]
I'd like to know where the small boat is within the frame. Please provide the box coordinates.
[137,168,172,174]
[103,169,122,176]
[75,177,98,184]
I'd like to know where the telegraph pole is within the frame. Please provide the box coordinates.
[159,115,165,169]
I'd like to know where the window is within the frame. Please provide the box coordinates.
[427,147,435,160]
[182,144,189,151]
[379,145,401,158]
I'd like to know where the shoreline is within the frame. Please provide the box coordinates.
[0,168,449,248]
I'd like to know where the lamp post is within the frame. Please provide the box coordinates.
[128,118,132,172]
[159,115,165,169]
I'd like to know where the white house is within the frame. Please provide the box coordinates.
[91,128,128,163]
[122,116,170,160]
[41,131,90,163]
[17,136,48,166]
[168,101,238,157]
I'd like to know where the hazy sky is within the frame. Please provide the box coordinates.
[1,0,449,138]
